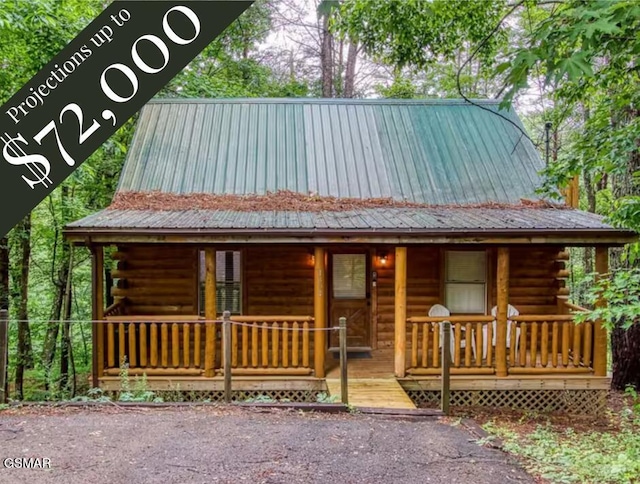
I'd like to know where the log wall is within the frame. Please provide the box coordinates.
[111,245,198,316]
[244,246,314,316]
[109,244,565,348]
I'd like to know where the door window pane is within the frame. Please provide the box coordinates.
[332,254,366,299]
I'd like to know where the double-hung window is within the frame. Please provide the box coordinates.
[444,250,486,314]
[198,250,242,315]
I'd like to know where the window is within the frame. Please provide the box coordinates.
[199,250,242,315]
[332,254,366,299]
[444,250,486,314]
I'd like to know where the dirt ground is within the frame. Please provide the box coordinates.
[0,405,532,484]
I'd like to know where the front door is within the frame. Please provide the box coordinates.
[329,252,371,350]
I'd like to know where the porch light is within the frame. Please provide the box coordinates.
[308,249,315,265]
[379,252,388,265]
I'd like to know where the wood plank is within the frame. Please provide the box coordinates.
[326,378,416,409]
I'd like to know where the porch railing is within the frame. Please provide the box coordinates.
[101,315,315,377]
[405,311,597,376]
[406,316,495,375]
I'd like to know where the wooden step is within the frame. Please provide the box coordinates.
[326,378,416,409]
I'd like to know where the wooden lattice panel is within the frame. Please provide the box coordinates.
[106,389,323,403]
[405,389,607,414]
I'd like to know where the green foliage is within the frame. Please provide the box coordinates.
[333,0,508,69]
[484,420,640,483]
[575,269,640,331]
[315,392,339,404]
[244,394,277,403]
[117,361,160,403]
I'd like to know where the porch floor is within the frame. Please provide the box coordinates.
[325,349,416,409]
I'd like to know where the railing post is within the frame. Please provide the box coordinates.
[594,247,609,377]
[0,309,8,403]
[395,247,407,377]
[314,247,326,378]
[496,247,509,377]
[441,321,451,415]
[339,317,348,405]
[223,311,232,403]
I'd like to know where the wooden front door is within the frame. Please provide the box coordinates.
[329,252,371,350]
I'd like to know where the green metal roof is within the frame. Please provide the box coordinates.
[117,98,544,204]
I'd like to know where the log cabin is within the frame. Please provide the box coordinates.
[65,98,635,411]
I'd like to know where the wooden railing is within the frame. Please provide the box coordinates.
[101,314,314,377]
[229,316,313,375]
[405,312,598,376]
[508,314,595,374]
[406,316,495,375]
[103,316,206,375]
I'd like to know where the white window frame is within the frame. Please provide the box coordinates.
[444,250,487,314]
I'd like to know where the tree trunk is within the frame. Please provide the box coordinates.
[0,237,8,311]
[320,13,333,97]
[14,214,32,400]
[343,41,358,98]
[59,247,74,393]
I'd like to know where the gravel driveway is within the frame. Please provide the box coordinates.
[0,406,532,484]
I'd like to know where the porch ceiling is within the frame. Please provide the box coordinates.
[65,206,635,245]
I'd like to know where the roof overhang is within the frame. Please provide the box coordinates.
[64,226,636,246]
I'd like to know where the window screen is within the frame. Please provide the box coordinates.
[445,251,486,314]
[199,250,242,315]
[332,254,366,299]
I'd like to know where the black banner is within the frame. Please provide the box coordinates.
[0,0,253,236]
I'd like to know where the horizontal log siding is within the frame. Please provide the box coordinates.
[377,247,440,348]
[244,247,314,317]
[490,247,566,315]
[112,245,198,316]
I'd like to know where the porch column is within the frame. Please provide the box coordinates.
[394,247,407,377]
[593,247,608,377]
[496,247,509,377]
[314,247,326,378]
[91,246,105,387]
[204,248,216,377]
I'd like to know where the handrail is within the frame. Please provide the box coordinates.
[408,315,494,323]
[230,315,314,323]
[105,315,203,322]
[103,300,125,317]
[564,301,589,313]
[511,315,576,322]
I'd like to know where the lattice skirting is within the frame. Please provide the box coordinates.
[105,389,324,403]
[405,389,608,414]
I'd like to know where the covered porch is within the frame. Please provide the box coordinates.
[85,241,613,397]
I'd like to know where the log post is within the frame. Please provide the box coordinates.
[395,247,407,377]
[496,247,509,377]
[314,247,327,378]
[593,246,608,377]
[0,309,8,403]
[91,246,105,388]
[204,248,216,377]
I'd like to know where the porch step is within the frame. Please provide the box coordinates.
[325,378,416,409]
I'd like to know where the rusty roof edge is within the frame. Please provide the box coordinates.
[63,225,637,239]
